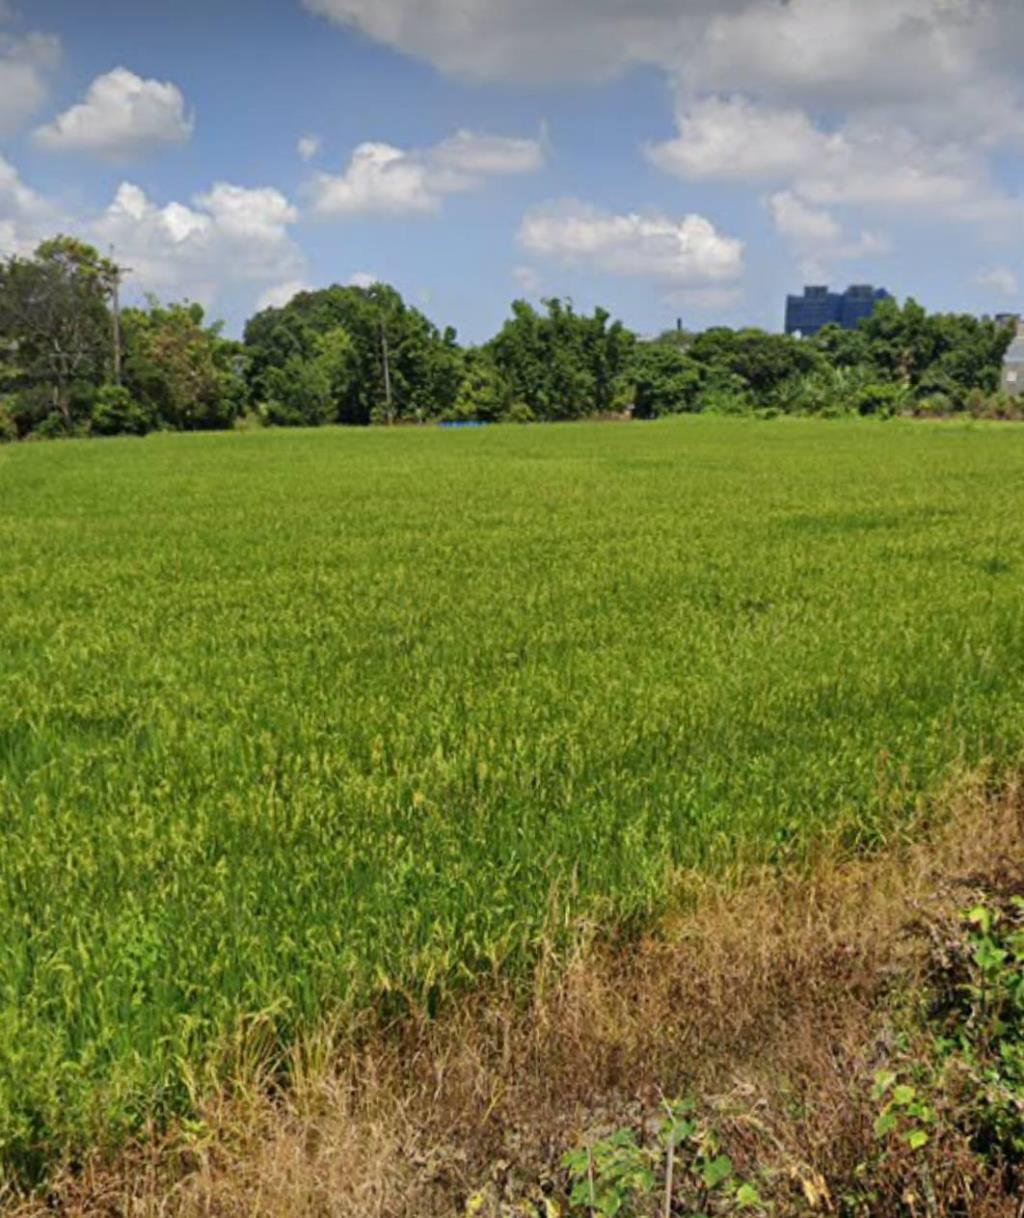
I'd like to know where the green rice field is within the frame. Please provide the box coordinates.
[3,416,1024,1181]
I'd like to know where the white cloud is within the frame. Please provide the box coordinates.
[298,0,1024,105]
[694,0,977,110]
[308,129,545,217]
[651,90,1024,241]
[770,192,843,247]
[0,29,61,136]
[34,67,193,159]
[298,134,321,161]
[93,181,303,305]
[976,266,1019,297]
[647,97,823,182]
[256,279,314,311]
[651,96,986,207]
[519,201,744,285]
[300,0,702,83]
[431,129,545,176]
[769,190,887,280]
[310,142,436,216]
[302,0,1024,257]
[0,153,61,254]
[793,125,984,211]
[194,182,298,242]
[256,272,378,310]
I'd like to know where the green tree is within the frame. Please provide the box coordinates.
[122,300,244,431]
[629,342,705,418]
[244,283,461,425]
[90,384,154,436]
[263,326,354,426]
[451,349,511,421]
[0,236,118,433]
[486,298,635,420]
[858,298,936,386]
[688,327,823,400]
[852,300,1012,405]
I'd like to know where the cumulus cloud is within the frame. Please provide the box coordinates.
[302,0,1024,260]
[34,67,193,159]
[653,96,989,204]
[0,156,301,316]
[976,266,1019,297]
[310,142,436,216]
[647,96,823,182]
[519,201,743,285]
[431,129,545,176]
[300,0,700,83]
[256,271,383,310]
[0,28,61,136]
[297,134,321,161]
[256,279,314,311]
[769,190,887,280]
[693,0,979,111]
[308,129,545,217]
[93,181,303,304]
[0,154,61,254]
[769,192,843,248]
[298,0,1024,103]
[652,91,1024,245]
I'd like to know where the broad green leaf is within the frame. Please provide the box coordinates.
[701,1155,733,1189]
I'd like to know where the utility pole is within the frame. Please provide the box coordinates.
[109,247,130,386]
[380,313,393,424]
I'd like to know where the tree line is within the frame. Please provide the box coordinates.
[0,235,1017,443]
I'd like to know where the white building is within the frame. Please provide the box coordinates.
[1002,320,1024,396]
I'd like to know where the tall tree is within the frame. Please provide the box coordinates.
[244,284,461,425]
[629,342,705,418]
[487,298,634,419]
[121,300,245,431]
[0,237,119,431]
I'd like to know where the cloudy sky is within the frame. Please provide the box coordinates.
[2,0,1023,339]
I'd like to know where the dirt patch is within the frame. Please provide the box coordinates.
[7,776,1024,1217]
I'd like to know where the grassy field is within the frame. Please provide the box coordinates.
[2,416,1024,1184]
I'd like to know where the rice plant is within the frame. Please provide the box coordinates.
[2,416,1023,1183]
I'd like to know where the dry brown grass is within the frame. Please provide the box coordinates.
[8,777,1024,1218]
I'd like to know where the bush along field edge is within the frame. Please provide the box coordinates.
[1,235,1022,443]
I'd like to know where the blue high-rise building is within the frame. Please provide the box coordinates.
[785,284,892,336]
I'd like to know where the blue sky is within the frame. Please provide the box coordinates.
[2,0,1023,341]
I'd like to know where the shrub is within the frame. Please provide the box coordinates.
[31,412,75,439]
[915,393,953,418]
[0,400,16,443]
[852,382,909,418]
[233,410,267,432]
[506,400,535,424]
[963,387,987,417]
[629,344,704,418]
[263,397,310,428]
[561,1101,764,1218]
[91,385,154,436]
